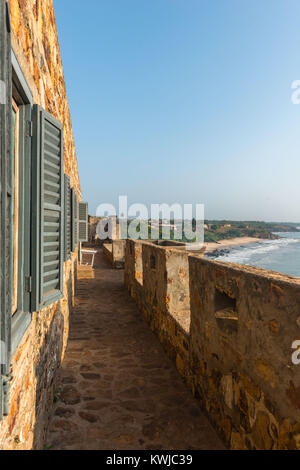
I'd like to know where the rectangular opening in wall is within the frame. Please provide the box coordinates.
[150,254,156,269]
[214,288,238,321]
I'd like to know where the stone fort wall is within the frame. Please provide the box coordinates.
[125,239,300,450]
[0,0,81,449]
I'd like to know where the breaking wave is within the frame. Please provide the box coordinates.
[215,236,300,265]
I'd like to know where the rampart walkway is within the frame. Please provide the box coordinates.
[46,251,224,450]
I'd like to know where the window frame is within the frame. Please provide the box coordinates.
[10,49,33,355]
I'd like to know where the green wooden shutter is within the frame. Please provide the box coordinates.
[31,105,64,311]
[64,175,71,260]
[75,195,78,246]
[71,189,78,251]
[78,202,88,242]
[0,0,12,417]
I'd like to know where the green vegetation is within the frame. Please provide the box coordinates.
[203,221,300,243]
[124,219,300,243]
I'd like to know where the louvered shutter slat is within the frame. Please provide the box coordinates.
[71,189,78,251]
[32,105,64,310]
[64,175,71,260]
[75,195,78,246]
[78,202,88,242]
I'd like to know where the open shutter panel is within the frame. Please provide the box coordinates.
[78,202,88,242]
[0,0,12,418]
[75,194,78,247]
[64,175,71,260]
[71,189,78,251]
[32,105,64,311]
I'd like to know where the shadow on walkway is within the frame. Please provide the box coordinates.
[46,251,224,450]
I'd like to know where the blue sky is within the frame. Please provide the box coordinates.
[54,0,300,222]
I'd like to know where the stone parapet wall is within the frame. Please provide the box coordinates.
[103,240,126,269]
[189,257,300,449]
[125,240,300,450]
[125,240,191,383]
[103,243,113,266]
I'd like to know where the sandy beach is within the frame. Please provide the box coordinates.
[204,236,261,254]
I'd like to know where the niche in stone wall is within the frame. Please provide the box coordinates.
[150,254,156,270]
[214,288,238,334]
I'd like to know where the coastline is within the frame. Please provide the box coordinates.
[204,236,261,254]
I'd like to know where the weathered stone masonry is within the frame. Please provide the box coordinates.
[4,0,300,451]
[9,0,80,193]
[0,0,81,449]
[125,239,300,450]
[103,240,126,269]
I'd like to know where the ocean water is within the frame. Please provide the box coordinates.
[209,232,300,278]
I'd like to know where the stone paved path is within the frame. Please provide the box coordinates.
[46,251,224,450]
